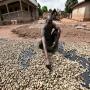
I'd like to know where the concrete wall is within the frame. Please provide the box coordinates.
[2,11,32,22]
[22,11,32,22]
[84,2,90,21]
[0,0,39,23]
[72,2,90,21]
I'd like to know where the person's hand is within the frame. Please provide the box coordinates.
[45,58,50,65]
[51,42,56,48]
[48,42,55,50]
[45,58,52,71]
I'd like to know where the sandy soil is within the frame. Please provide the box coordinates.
[0,19,90,52]
[0,25,26,40]
[9,19,90,44]
[10,19,90,55]
[0,19,90,54]
[60,19,90,43]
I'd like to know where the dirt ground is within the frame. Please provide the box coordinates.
[0,19,90,90]
[60,19,90,44]
[0,25,23,39]
[10,19,90,44]
[0,18,90,44]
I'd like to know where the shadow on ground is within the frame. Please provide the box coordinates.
[18,42,90,89]
[58,42,90,89]
[18,47,36,69]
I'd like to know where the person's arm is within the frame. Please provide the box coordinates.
[54,27,61,44]
[52,25,61,47]
[41,29,50,65]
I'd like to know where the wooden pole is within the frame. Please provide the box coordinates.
[28,5,30,13]
[20,0,22,11]
[6,4,9,13]
[6,4,10,20]
[19,0,23,21]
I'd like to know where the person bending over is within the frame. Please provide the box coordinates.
[39,16,61,69]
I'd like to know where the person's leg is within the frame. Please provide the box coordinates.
[39,40,43,50]
[51,29,60,51]
[46,37,56,53]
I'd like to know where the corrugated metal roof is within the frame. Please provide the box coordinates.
[0,0,3,1]
[72,1,90,9]
[0,0,38,6]
[29,0,38,6]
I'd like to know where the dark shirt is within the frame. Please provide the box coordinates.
[42,22,58,42]
[40,22,59,52]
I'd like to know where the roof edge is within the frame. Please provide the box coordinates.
[29,0,38,7]
[72,1,90,9]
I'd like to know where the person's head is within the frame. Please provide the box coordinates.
[46,16,53,24]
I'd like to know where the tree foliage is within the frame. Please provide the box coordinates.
[38,3,43,16]
[38,4,48,16]
[65,0,78,13]
[42,6,48,13]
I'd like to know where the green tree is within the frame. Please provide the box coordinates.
[65,0,78,13]
[42,6,48,13]
[38,3,43,16]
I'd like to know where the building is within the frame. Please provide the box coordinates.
[72,1,90,21]
[0,0,38,23]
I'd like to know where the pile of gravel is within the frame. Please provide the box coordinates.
[12,25,41,39]
[0,38,89,90]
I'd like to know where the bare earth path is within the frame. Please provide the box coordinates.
[0,25,25,40]
[60,18,90,43]
[0,19,90,44]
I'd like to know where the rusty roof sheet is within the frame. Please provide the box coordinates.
[0,0,3,1]
[0,0,38,6]
[29,0,38,6]
[72,1,90,9]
